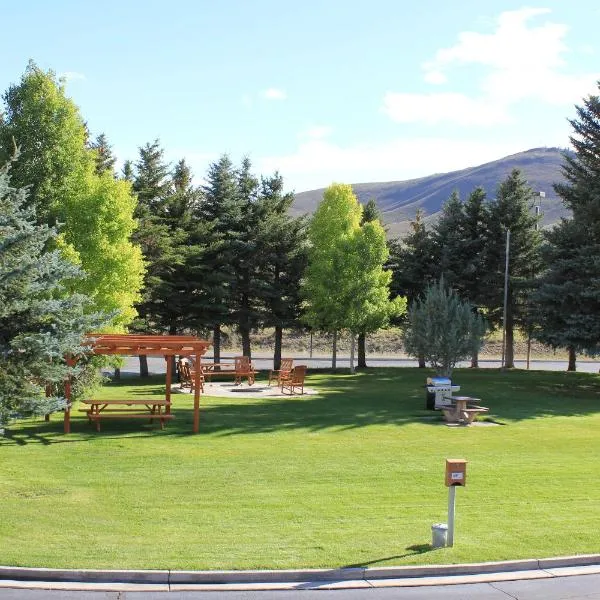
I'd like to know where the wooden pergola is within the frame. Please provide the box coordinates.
[64,334,211,434]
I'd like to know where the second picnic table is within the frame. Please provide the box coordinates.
[80,399,173,431]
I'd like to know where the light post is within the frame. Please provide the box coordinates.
[526,191,545,370]
[501,229,510,369]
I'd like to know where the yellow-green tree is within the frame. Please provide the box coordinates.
[0,61,143,330]
[302,183,406,371]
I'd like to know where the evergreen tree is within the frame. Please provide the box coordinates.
[481,169,542,368]
[431,187,490,366]
[255,174,308,369]
[388,210,436,367]
[121,160,134,182]
[156,159,203,336]
[0,161,105,431]
[89,133,116,176]
[389,209,436,304]
[532,86,600,366]
[231,157,261,357]
[431,191,467,291]
[402,279,486,377]
[130,140,176,373]
[195,154,240,363]
[531,219,597,370]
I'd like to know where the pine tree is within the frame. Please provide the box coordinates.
[194,154,240,363]
[121,160,134,182]
[388,210,436,367]
[481,170,542,368]
[431,191,467,291]
[0,160,105,431]
[231,157,261,357]
[402,279,486,377]
[389,209,436,304]
[255,173,308,370]
[532,86,600,366]
[89,133,116,176]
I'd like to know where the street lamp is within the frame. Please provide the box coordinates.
[526,191,545,369]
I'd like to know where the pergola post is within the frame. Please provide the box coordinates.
[193,351,201,433]
[165,355,172,415]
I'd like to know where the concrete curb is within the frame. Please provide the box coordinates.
[1,554,599,590]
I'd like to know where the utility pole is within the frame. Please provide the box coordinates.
[501,229,510,369]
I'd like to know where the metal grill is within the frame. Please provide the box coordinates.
[426,377,460,409]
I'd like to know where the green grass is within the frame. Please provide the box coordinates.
[1,367,600,570]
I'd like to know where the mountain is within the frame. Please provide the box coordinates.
[292,147,570,238]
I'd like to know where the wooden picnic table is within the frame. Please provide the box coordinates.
[441,396,489,425]
[80,399,174,431]
[202,359,257,385]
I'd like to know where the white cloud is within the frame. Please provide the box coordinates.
[59,71,85,82]
[261,87,287,100]
[387,7,600,126]
[383,92,509,126]
[259,136,547,193]
[299,125,333,140]
[423,70,447,85]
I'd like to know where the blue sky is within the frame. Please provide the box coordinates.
[2,0,599,191]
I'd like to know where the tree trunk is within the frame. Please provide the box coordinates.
[567,346,576,371]
[240,324,251,358]
[213,324,221,366]
[139,355,149,377]
[113,367,121,380]
[418,353,426,368]
[350,333,356,374]
[274,325,283,371]
[470,350,479,368]
[332,330,337,371]
[505,310,515,369]
[357,332,366,369]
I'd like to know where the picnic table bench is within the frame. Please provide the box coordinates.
[203,357,257,385]
[441,396,489,425]
[79,399,174,431]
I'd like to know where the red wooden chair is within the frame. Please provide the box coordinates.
[280,365,307,395]
[268,357,294,386]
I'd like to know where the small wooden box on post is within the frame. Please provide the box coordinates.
[445,459,467,487]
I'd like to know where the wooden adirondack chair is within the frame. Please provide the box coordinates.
[178,358,204,392]
[234,356,256,385]
[280,365,307,395]
[268,357,294,386]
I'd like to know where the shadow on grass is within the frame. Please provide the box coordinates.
[342,544,435,568]
[3,368,600,445]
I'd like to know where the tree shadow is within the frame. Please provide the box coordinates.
[3,368,600,444]
[342,544,435,568]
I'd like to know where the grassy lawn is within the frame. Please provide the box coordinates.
[1,367,600,570]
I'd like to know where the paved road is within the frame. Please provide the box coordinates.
[118,355,600,375]
[2,573,600,599]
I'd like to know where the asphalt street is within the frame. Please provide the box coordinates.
[118,355,600,375]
